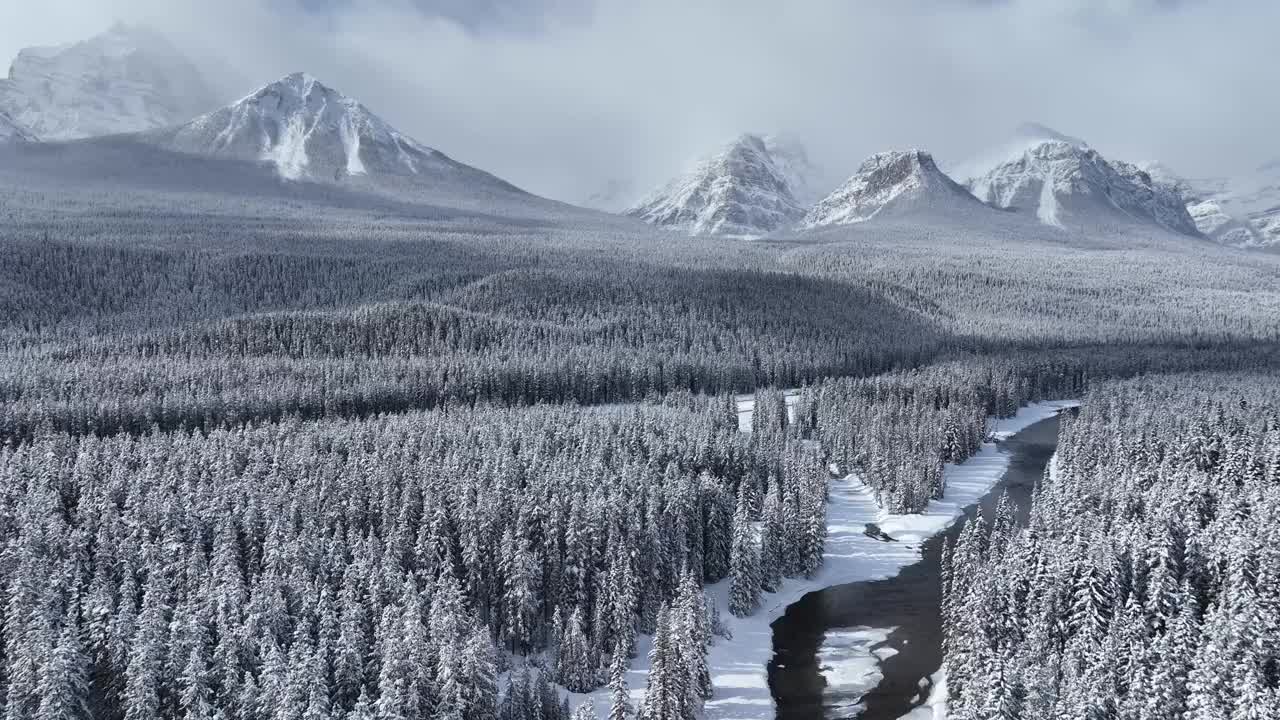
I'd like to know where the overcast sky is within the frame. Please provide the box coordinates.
[1,0,1276,202]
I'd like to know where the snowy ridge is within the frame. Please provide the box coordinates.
[964,124,1200,237]
[626,134,806,238]
[0,24,219,141]
[1111,160,1204,236]
[1187,198,1262,247]
[1149,160,1280,249]
[802,150,985,229]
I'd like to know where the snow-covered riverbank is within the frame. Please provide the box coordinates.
[572,399,1078,720]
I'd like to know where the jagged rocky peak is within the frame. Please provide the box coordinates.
[0,23,219,141]
[803,150,983,228]
[965,124,1200,236]
[1110,159,1204,237]
[626,133,806,237]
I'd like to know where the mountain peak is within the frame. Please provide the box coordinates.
[278,71,323,90]
[159,73,439,182]
[147,72,530,208]
[0,25,219,141]
[803,149,983,229]
[626,133,807,237]
[966,136,1199,236]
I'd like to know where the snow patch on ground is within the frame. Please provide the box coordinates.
[734,390,801,433]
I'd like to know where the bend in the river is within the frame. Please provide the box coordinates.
[767,413,1067,720]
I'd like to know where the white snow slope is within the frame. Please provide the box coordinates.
[0,24,219,141]
[566,398,1078,720]
[803,150,987,229]
[151,72,526,195]
[625,134,808,237]
[964,124,1200,237]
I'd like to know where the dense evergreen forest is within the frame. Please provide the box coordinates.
[0,399,801,720]
[942,373,1280,718]
[3,212,1280,720]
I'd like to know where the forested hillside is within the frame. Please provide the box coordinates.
[942,373,1280,718]
[2,190,1280,720]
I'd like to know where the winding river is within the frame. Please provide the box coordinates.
[766,413,1066,720]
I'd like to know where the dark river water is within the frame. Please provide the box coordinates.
[767,414,1065,720]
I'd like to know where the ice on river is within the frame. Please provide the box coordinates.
[819,627,898,714]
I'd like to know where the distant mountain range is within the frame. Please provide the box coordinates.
[627,121,1274,247]
[1143,162,1280,249]
[1,25,1275,249]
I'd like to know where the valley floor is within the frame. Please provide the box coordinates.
[565,399,1077,720]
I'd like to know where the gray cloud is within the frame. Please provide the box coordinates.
[2,0,1276,202]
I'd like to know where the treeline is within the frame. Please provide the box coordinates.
[0,395,826,720]
[942,373,1280,718]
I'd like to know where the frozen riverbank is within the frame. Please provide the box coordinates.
[572,398,1078,720]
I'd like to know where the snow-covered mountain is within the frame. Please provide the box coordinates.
[627,134,826,237]
[1111,160,1204,236]
[964,124,1200,237]
[0,24,219,141]
[149,72,524,196]
[0,110,34,142]
[803,150,985,229]
[1142,161,1280,249]
[1215,162,1280,249]
[1186,198,1261,247]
